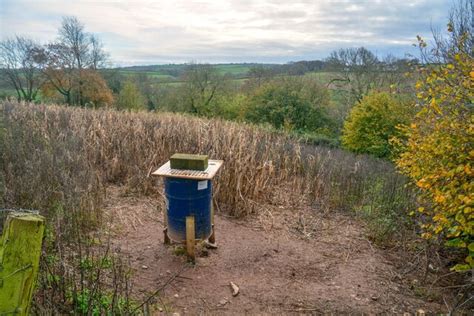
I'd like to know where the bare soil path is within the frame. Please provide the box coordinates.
[104,186,443,315]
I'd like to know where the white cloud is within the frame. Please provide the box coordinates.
[0,0,450,65]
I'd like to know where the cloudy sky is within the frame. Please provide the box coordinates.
[0,0,451,66]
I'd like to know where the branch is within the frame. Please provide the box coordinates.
[133,264,189,312]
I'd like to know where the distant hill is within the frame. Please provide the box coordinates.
[113,61,327,79]
[114,63,278,79]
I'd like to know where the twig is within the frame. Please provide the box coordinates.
[456,295,474,310]
[420,283,472,290]
[365,237,375,252]
[158,295,169,313]
[430,270,465,287]
[284,307,321,312]
[0,208,39,214]
[200,297,210,310]
[442,296,452,314]
[133,264,189,312]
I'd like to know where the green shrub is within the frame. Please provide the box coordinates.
[341,92,413,158]
[213,93,247,121]
[117,81,146,111]
[244,77,335,135]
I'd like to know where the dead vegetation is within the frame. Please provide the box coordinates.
[1,100,469,313]
[2,100,413,220]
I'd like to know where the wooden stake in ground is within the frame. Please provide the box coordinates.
[0,212,45,314]
[186,215,196,262]
[163,212,170,245]
[209,203,216,244]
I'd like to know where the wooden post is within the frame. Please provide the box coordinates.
[185,216,195,262]
[208,203,216,244]
[163,228,170,245]
[163,210,170,245]
[0,212,45,315]
[209,225,216,244]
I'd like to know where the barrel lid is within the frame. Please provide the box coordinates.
[152,159,223,180]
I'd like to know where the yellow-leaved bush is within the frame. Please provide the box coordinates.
[395,43,473,270]
[342,92,413,158]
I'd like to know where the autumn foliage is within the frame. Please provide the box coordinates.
[341,92,413,158]
[396,37,473,270]
[41,69,113,107]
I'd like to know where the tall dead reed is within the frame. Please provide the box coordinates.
[2,100,415,220]
[1,101,133,313]
[1,100,416,311]
[2,101,306,216]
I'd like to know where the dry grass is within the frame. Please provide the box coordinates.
[1,101,133,313]
[2,101,414,218]
[0,100,417,312]
[2,101,304,216]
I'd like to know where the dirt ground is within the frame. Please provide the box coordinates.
[104,186,446,315]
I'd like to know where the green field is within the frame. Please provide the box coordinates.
[0,88,19,99]
[0,64,337,101]
[117,70,175,80]
[214,64,252,76]
[109,63,272,88]
[116,63,270,80]
[304,71,334,83]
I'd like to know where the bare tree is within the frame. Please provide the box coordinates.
[380,54,414,92]
[425,0,473,62]
[446,0,473,55]
[44,16,109,105]
[243,65,275,91]
[325,47,414,104]
[90,35,108,69]
[58,16,90,70]
[43,43,75,104]
[181,64,227,115]
[0,36,46,101]
[325,47,382,103]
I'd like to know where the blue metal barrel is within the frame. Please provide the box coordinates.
[164,178,212,242]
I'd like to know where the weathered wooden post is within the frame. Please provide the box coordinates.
[0,212,45,315]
